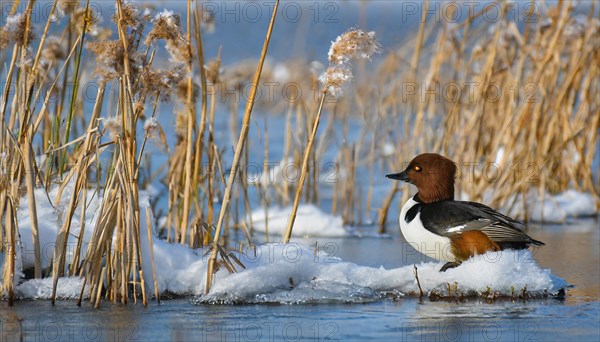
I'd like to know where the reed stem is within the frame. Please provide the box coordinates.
[283,91,326,243]
[205,0,279,294]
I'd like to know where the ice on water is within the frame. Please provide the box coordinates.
[6,186,571,303]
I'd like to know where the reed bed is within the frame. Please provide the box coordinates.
[0,0,598,305]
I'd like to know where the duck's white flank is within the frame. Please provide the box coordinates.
[399,197,456,262]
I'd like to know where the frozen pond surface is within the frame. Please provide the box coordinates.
[2,220,598,341]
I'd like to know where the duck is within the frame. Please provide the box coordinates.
[386,153,544,272]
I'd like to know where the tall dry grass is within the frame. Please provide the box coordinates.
[372,1,599,228]
[0,0,597,305]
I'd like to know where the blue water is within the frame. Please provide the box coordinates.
[2,299,599,341]
[2,221,599,341]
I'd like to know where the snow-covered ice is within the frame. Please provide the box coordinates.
[3,185,571,303]
[250,204,351,238]
[197,244,567,304]
[16,277,86,300]
[11,240,567,303]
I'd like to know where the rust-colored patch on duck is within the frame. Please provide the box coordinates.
[450,231,500,261]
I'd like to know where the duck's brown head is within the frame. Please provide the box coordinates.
[386,153,457,203]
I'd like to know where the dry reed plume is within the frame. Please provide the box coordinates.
[283,29,381,242]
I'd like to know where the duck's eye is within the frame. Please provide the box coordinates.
[414,166,422,172]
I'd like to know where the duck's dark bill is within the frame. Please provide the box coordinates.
[386,172,408,181]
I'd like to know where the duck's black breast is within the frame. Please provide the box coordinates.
[404,202,423,223]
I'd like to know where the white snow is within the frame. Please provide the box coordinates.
[10,241,568,302]
[460,189,597,223]
[138,219,208,296]
[16,183,102,273]
[16,277,86,300]
[250,204,351,238]
[517,190,597,222]
[3,185,572,303]
[197,244,567,304]
[8,185,210,299]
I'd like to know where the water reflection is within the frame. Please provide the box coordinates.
[1,219,597,341]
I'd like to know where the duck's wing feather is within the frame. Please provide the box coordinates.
[418,201,544,247]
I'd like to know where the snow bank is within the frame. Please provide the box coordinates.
[138,221,208,296]
[16,277,86,300]
[250,204,351,238]
[12,228,208,299]
[10,186,209,298]
[11,240,567,303]
[461,189,597,223]
[16,184,101,272]
[7,186,568,303]
[197,244,567,304]
[512,190,597,222]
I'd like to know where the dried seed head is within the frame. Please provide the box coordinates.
[0,27,9,50]
[318,66,353,98]
[4,13,34,46]
[143,8,153,21]
[94,27,113,41]
[19,47,34,69]
[146,9,190,63]
[328,29,381,65]
[140,64,187,100]
[146,10,182,43]
[133,102,145,115]
[4,14,24,31]
[145,117,168,150]
[144,117,160,139]
[175,111,187,137]
[161,64,187,88]
[114,2,144,33]
[318,29,381,98]
[41,36,65,62]
[59,0,79,14]
[102,116,122,140]
[73,7,100,35]
[165,39,191,64]
[87,39,122,80]
[87,37,144,81]
[139,68,162,94]
[564,14,593,39]
[222,60,259,93]
[176,79,197,102]
[205,59,222,84]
